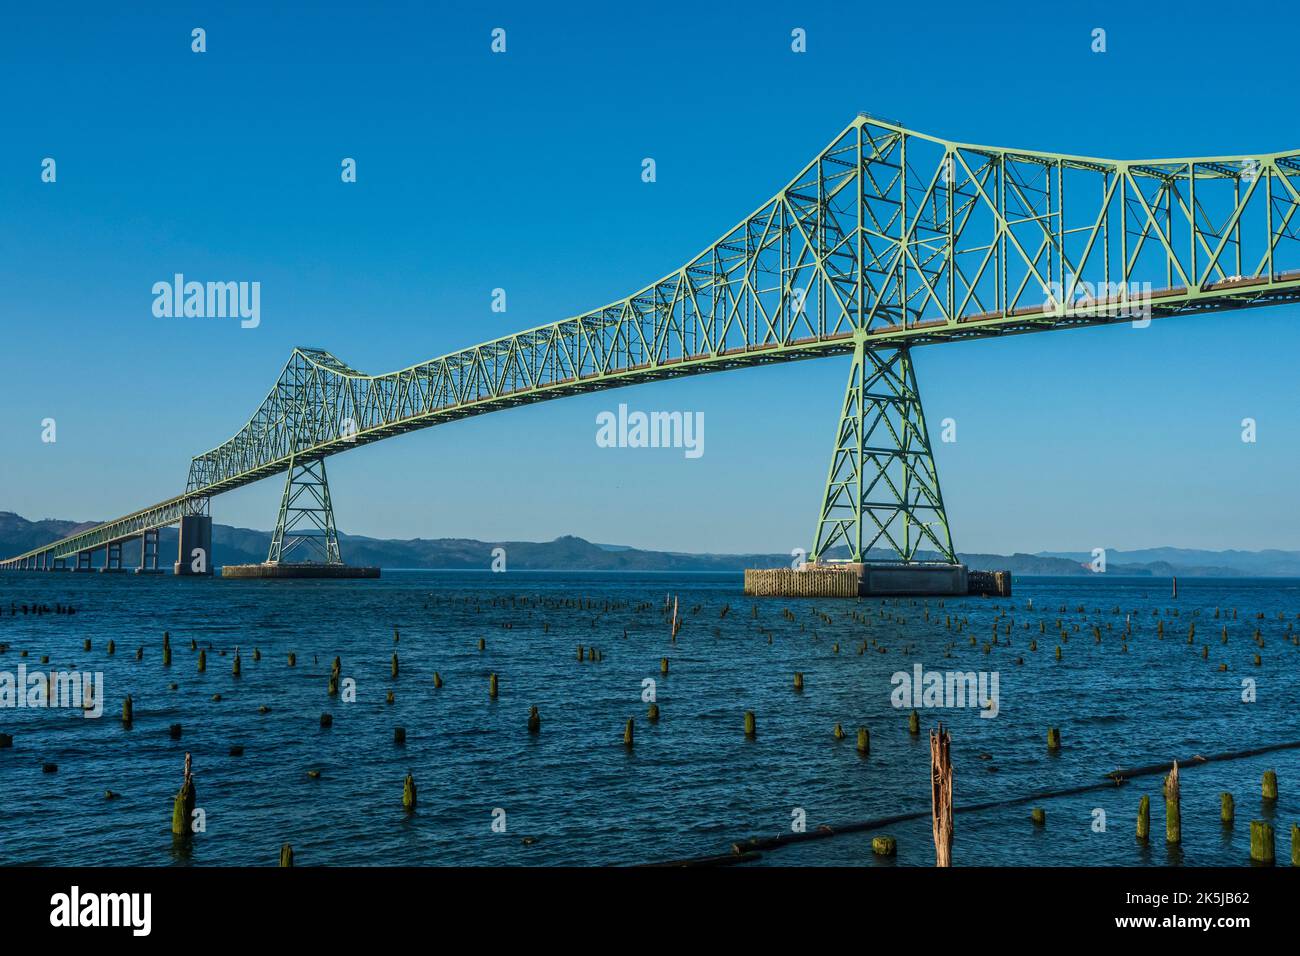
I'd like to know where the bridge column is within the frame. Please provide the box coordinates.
[267,456,342,565]
[74,551,93,572]
[102,540,124,573]
[136,528,160,574]
[174,515,213,576]
[811,341,956,566]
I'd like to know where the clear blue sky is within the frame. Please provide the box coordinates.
[2,1,1298,555]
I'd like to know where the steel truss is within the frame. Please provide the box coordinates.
[812,341,954,564]
[7,113,1300,569]
[268,457,342,565]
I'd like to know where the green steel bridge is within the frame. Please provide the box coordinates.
[5,113,1300,573]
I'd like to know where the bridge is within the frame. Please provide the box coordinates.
[4,112,1300,575]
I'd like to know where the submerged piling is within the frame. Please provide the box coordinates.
[170,752,196,837]
[1165,761,1181,845]
[1250,820,1275,864]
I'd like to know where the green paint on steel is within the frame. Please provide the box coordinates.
[6,114,1300,568]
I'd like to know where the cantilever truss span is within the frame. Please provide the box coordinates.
[6,113,1300,569]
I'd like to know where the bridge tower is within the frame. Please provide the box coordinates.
[811,341,955,565]
[267,456,342,565]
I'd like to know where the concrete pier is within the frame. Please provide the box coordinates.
[744,563,1011,598]
[174,515,213,576]
[221,563,380,579]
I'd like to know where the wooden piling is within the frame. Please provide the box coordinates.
[744,711,757,738]
[279,844,294,867]
[1136,795,1150,843]
[1164,761,1181,845]
[871,835,896,856]
[1221,792,1234,824]
[1263,769,1278,800]
[403,773,417,810]
[856,727,870,755]
[170,752,196,837]
[122,695,133,727]
[1250,820,1275,864]
[930,723,953,867]
[623,718,634,748]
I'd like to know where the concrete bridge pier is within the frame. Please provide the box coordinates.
[174,515,213,576]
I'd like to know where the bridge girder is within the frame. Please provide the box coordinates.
[6,113,1300,569]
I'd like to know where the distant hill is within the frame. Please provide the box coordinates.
[1,511,1296,576]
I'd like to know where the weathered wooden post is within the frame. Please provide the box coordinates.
[489,672,499,699]
[744,711,756,738]
[1136,795,1150,843]
[1263,769,1279,801]
[403,773,417,810]
[793,672,803,691]
[856,726,870,755]
[1047,727,1061,752]
[122,695,133,727]
[1030,808,1046,826]
[908,710,920,735]
[1165,761,1181,845]
[623,718,634,748]
[279,844,294,867]
[391,653,399,678]
[871,836,896,856]
[930,723,953,867]
[1221,792,1235,824]
[528,705,541,733]
[1250,820,1275,864]
[170,752,196,837]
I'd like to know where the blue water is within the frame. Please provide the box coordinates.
[1,571,1298,866]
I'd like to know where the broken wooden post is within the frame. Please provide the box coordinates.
[1165,761,1181,844]
[122,695,133,727]
[489,672,498,699]
[170,752,196,837]
[930,723,953,867]
[871,836,896,856]
[1250,820,1275,864]
[856,726,870,755]
[744,711,756,738]
[528,705,541,733]
[1047,727,1061,752]
[279,844,294,867]
[623,718,634,748]
[1136,795,1150,843]
[1221,792,1234,824]
[403,773,417,810]
[1263,769,1279,801]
